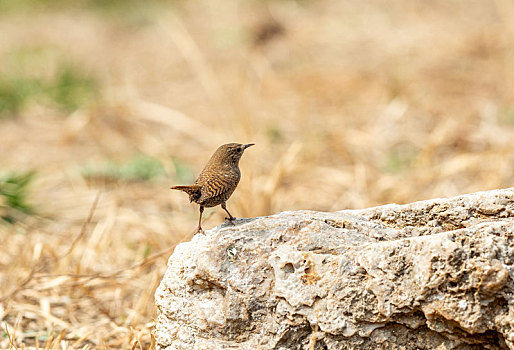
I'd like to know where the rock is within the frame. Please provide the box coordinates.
[154,188,514,350]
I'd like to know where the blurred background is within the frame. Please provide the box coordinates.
[1,0,513,348]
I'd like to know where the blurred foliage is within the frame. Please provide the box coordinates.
[500,108,514,125]
[0,48,98,118]
[267,126,284,144]
[89,0,163,11]
[86,0,170,27]
[82,155,167,182]
[171,157,195,184]
[0,0,173,15]
[384,146,418,174]
[143,243,152,258]
[0,75,42,116]
[50,65,98,112]
[0,0,63,13]
[0,170,36,223]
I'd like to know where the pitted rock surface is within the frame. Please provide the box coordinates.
[155,188,514,349]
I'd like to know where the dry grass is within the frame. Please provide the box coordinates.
[1,0,514,348]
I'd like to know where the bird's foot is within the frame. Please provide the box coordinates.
[224,216,236,224]
[195,227,205,234]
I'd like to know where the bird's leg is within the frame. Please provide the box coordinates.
[197,206,205,234]
[221,202,236,222]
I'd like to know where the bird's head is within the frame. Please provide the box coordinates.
[213,143,254,165]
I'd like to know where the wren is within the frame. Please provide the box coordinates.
[171,143,254,233]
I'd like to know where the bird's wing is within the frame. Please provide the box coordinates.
[197,173,239,203]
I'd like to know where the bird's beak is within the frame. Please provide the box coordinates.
[243,143,255,149]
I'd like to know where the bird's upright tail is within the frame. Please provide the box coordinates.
[171,185,201,203]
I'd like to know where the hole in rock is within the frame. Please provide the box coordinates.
[283,263,295,274]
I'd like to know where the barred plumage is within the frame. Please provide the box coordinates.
[171,143,254,233]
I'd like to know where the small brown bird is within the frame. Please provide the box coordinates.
[171,143,254,233]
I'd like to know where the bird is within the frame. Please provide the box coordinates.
[171,143,254,233]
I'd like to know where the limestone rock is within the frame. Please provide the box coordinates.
[154,188,514,349]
